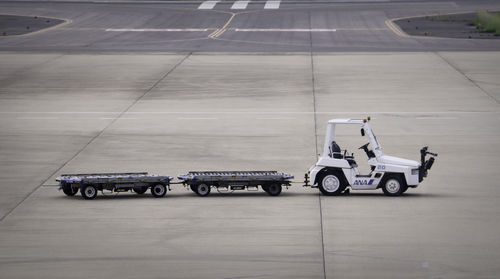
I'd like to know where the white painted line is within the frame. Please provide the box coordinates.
[231,0,250,9]
[198,0,219,9]
[105,28,209,32]
[233,28,336,32]
[264,0,280,9]
[256,117,296,120]
[177,117,219,120]
[17,117,59,120]
[99,117,138,120]
[1,111,497,115]
[416,117,458,120]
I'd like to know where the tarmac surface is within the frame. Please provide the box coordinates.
[0,0,500,279]
[0,0,500,51]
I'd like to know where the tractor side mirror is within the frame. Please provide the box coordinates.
[360,128,365,136]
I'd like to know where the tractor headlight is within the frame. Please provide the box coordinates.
[411,169,419,175]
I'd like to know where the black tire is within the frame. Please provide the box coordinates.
[151,184,167,198]
[382,175,408,196]
[261,185,269,194]
[190,185,198,194]
[133,187,148,194]
[318,171,345,196]
[62,184,78,196]
[195,183,211,197]
[266,183,282,196]
[81,185,98,200]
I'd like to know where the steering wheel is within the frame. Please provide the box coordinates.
[358,143,371,158]
[358,143,369,150]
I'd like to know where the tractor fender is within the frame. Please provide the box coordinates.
[314,167,349,187]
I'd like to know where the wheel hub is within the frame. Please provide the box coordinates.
[154,185,165,195]
[198,185,209,194]
[323,175,340,192]
[386,179,400,193]
[86,187,95,196]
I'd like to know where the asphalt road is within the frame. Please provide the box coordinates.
[0,1,500,279]
[0,0,500,51]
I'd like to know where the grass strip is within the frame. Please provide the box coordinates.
[473,11,500,35]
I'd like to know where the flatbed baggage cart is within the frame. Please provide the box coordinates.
[56,172,173,199]
[178,171,294,196]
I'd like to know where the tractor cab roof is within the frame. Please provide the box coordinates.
[328,118,365,124]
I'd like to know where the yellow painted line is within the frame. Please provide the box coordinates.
[386,11,493,40]
[385,18,409,38]
[0,14,72,38]
[106,28,210,32]
[209,12,236,38]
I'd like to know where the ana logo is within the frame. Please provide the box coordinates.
[354,179,374,186]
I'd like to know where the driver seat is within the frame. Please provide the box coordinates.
[331,141,357,167]
[331,141,342,159]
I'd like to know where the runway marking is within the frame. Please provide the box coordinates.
[233,28,337,32]
[105,28,210,32]
[231,0,250,9]
[264,0,280,9]
[198,0,219,10]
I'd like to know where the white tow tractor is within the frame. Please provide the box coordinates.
[304,117,437,196]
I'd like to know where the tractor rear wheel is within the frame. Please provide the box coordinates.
[319,172,345,196]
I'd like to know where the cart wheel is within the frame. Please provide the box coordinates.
[266,183,282,196]
[190,185,198,194]
[81,185,98,200]
[382,175,407,196]
[261,185,270,194]
[151,184,167,198]
[133,187,148,194]
[195,184,211,197]
[319,172,345,196]
[62,184,78,196]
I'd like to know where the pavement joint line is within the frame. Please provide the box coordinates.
[308,10,326,279]
[435,52,500,105]
[0,53,192,224]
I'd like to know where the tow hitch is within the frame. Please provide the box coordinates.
[419,146,438,182]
